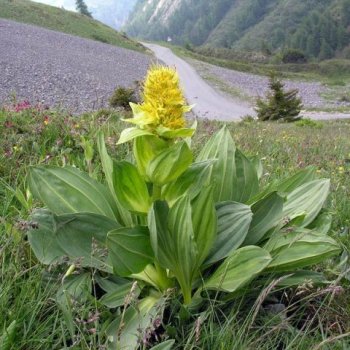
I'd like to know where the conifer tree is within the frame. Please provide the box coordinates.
[255,74,303,122]
[75,0,92,18]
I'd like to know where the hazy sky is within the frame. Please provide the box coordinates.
[31,0,135,28]
[32,0,115,12]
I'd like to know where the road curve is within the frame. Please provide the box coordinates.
[144,43,350,121]
[143,43,254,121]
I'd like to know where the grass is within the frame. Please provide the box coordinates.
[0,0,145,52]
[1,101,350,349]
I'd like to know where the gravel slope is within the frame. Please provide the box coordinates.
[188,59,333,109]
[0,19,151,112]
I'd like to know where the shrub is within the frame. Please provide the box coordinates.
[282,49,307,64]
[109,86,137,110]
[25,66,340,348]
[256,74,303,122]
[295,118,323,129]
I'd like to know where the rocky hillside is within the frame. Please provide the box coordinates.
[0,0,143,51]
[125,0,350,60]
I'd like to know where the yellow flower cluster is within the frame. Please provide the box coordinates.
[128,65,191,131]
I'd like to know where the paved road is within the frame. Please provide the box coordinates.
[144,43,350,121]
[143,43,254,121]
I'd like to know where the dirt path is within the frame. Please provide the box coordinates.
[145,43,350,121]
[143,43,254,120]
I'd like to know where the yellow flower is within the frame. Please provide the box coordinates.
[127,65,192,131]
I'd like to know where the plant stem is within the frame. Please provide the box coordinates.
[152,184,162,201]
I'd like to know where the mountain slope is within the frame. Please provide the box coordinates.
[0,0,143,51]
[125,0,350,59]
[88,0,137,30]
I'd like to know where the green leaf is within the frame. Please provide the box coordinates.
[134,135,168,178]
[107,294,164,350]
[28,210,119,271]
[196,126,236,202]
[27,209,66,265]
[265,230,341,271]
[107,226,154,277]
[149,197,198,304]
[250,156,263,180]
[275,166,317,194]
[204,246,272,292]
[283,179,330,227]
[0,321,16,350]
[308,211,333,235]
[275,271,327,288]
[250,167,316,203]
[147,141,193,185]
[192,187,217,266]
[205,202,253,265]
[28,166,118,220]
[157,126,196,139]
[100,281,141,308]
[163,160,214,206]
[117,127,154,144]
[56,273,92,304]
[150,340,175,350]
[233,149,259,203]
[97,132,134,226]
[112,161,151,213]
[244,192,284,246]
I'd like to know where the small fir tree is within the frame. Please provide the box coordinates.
[75,0,92,17]
[255,74,303,122]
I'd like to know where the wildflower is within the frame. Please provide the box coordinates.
[338,166,344,173]
[14,100,31,112]
[43,116,50,125]
[127,65,192,132]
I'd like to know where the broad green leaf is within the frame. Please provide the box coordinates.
[107,294,164,350]
[250,156,263,180]
[204,246,272,292]
[149,197,198,304]
[28,166,118,220]
[162,160,214,206]
[265,230,341,271]
[233,149,259,203]
[97,132,134,226]
[250,167,316,204]
[192,187,217,266]
[112,161,151,213]
[157,126,196,139]
[28,210,119,271]
[117,127,154,144]
[244,192,284,246]
[100,281,141,308]
[275,271,327,288]
[283,179,330,227]
[27,209,66,265]
[134,135,168,177]
[275,166,317,194]
[196,126,236,202]
[308,211,332,235]
[95,275,131,293]
[147,141,193,185]
[56,273,92,304]
[150,340,175,350]
[206,202,253,265]
[107,226,154,277]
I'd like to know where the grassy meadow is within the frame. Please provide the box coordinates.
[0,0,144,52]
[1,101,350,349]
